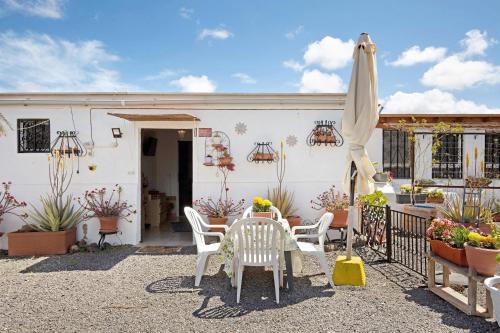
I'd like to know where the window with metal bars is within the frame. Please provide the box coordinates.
[432,134,463,179]
[485,133,500,179]
[17,119,51,153]
[382,129,410,179]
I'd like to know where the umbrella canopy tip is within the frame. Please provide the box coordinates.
[333,255,366,287]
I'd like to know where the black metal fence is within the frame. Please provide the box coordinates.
[361,204,430,277]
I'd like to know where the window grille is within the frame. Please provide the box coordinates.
[432,134,463,179]
[17,119,50,153]
[382,129,410,179]
[485,133,500,179]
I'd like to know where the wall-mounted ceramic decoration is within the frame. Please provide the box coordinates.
[204,131,232,167]
[247,142,278,164]
[286,135,298,147]
[235,122,247,135]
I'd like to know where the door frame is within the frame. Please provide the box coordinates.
[135,121,198,244]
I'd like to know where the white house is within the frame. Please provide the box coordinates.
[0,93,498,249]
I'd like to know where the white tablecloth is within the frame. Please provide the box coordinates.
[219,218,303,284]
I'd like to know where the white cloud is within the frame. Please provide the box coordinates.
[282,59,304,72]
[299,69,344,93]
[285,25,303,40]
[232,72,256,84]
[460,29,496,57]
[170,75,215,92]
[198,28,233,40]
[388,46,447,67]
[0,31,134,92]
[144,69,183,81]
[303,36,355,70]
[421,55,500,90]
[179,7,193,19]
[3,0,64,19]
[383,89,500,114]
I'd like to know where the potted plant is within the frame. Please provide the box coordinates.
[0,182,28,237]
[311,185,349,228]
[204,154,213,166]
[465,224,500,276]
[426,218,469,267]
[252,196,273,218]
[218,148,233,167]
[8,152,84,256]
[359,190,388,207]
[194,161,244,231]
[426,189,445,204]
[371,162,392,183]
[78,185,135,233]
[439,195,492,233]
[396,184,427,204]
[268,140,301,228]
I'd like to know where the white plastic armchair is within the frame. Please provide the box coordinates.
[231,217,285,304]
[184,207,228,286]
[291,212,334,287]
[242,205,283,220]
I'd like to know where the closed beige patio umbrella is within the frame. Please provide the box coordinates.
[335,33,379,285]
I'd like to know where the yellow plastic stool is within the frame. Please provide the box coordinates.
[333,255,366,286]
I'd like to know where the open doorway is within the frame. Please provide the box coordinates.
[140,128,193,246]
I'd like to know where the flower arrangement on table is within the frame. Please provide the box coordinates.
[78,184,135,233]
[252,196,273,218]
[311,185,349,228]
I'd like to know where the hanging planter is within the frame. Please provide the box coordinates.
[247,142,277,163]
[204,131,231,167]
[306,120,344,147]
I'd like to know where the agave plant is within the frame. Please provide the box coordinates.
[268,187,297,218]
[439,195,489,224]
[29,195,84,232]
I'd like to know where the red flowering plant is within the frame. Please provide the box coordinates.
[78,185,136,221]
[426,218,470,249]
[0,182,28,224]
[194,163,244,218]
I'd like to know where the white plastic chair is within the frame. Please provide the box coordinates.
[291,212,334,287]
[184,207,229,287]
[231,217,285,304]
[242,205,283,220]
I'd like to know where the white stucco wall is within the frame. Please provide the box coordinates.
[0,105,351,248]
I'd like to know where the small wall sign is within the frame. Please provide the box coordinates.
[196,128,212,137]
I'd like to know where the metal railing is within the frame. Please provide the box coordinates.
[361,204,430,278]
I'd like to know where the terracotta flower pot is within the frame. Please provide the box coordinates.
[8,228,77,256]
[253,211,273,219]
[329,209,348,229]
[218,156,233,166]
[465,244,500,276]
[426,197,444,204]
[208,217,228,232]
[326,135,336,143]
[495,213,500,223]
[286,215,301,229]
[99,216,119,233]
[430,239,468,267]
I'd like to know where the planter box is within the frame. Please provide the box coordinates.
[430,240,468,267]
[252,212,273,219]
[8,228,76,256]
[465,245,500,276]
[426,197,444,204]
[396,193,427,204]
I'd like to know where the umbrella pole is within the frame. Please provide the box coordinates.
[346,161,357,260]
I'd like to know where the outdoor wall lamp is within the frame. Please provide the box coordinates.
[112,128,122,138]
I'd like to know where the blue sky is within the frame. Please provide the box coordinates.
[0,0,499,114]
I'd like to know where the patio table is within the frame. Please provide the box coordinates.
[219,218,303,291]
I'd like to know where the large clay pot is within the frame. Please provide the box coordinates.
[208,217,228,232]
[465,244,500,276]
[99,216,119,233]
[8,228,77,256]
[286,215,301,229]
[430,239,468,267]
[330,209,348,229]
[253,212,273,219]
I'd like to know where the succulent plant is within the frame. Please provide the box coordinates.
[29,195,84,232]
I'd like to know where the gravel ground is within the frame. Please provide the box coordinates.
[0,246,497,333]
